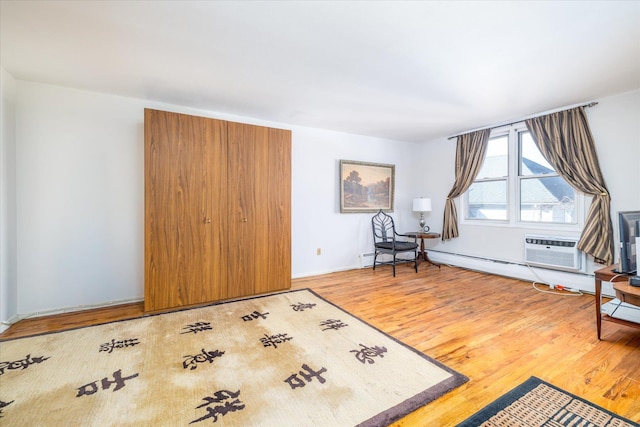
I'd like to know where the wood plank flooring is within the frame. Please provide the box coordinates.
[2,264,639,425]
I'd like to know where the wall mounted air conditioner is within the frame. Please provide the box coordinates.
[524,234,583,272]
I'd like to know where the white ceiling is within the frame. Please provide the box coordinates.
[2,1,639,142]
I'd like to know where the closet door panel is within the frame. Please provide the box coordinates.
[226,122,260,299]
[144,110,227,312]
[257,127,291,294]
[226,123,291,298]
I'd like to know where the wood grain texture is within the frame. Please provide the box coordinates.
[226,122,291,298]
[226,121,260,298]
[294,266,640,424]
[3,266,638,424]
[144,109,227,311]
[145,110,291,311]
[259,126,292,295]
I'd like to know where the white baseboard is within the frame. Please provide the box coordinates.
[295,252,618,297]
[8,256,613,327]
[7,297,143,326]
[427,250,616,297]
[292,264,360,279]
[1,312,23,333]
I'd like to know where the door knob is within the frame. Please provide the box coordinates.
[204,218,212,224]
[241,218,248,222]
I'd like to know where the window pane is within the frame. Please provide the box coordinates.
[466,180,507,220]
[520,132,554,176]
[477,136,508,179]
[520,176,576,223]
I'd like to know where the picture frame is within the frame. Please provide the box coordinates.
[340,160,395,213]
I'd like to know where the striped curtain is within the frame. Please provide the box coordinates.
[526,107,614,264]
[442,129,491,240]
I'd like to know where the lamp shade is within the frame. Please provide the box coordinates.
[412,198,432,212]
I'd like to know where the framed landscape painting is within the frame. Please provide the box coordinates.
[340,160,395,213]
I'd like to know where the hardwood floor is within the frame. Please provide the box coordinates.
[2,265,639,424]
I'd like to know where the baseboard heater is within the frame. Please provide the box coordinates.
[360,252,375,268]
[360,252,414,269]
[524,234,583,272]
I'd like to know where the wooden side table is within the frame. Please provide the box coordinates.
[594,265,640,340]
[614,281,640,306]
[403,231,441,268]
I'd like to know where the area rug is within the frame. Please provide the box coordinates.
[457,376,638,427]
[0,288,467,426]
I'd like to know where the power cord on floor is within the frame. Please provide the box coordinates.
[531,282,583,296]
[527,264,584,296]
[429,259,583,296]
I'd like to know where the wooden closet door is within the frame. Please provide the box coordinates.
[226,123,291,298]
[144,109,228,312]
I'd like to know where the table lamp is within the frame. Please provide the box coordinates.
[412,197,432,232]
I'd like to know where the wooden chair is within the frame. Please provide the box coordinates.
[371,210,418,277]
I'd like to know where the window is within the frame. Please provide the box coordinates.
[464,124,578,226]
[467,135,508,220]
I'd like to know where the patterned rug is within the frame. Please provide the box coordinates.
[0,288,467,426]
[457,376,638,427]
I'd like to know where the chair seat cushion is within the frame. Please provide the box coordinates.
[375,241,418,251]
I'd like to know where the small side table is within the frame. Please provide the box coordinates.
[594,265,640,340]
[404,231,441,268]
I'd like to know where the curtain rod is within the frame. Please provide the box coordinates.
[447,101,598,140]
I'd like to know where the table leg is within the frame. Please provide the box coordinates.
[424,252,441,268]
[417,238,441,268]
[417,238,426,261]
[595,277,602,340]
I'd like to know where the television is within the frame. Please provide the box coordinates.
[616,210,640,275]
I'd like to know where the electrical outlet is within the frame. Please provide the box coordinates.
[316,248,321,256]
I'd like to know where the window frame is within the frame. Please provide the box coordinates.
[461,123,584,231]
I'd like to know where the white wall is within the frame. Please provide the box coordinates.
[588,90,640,215]
[12,80,417,317]
[8,77,639,319]
[16,83,146,315]
[1,68,18,332]
[415,90,640,293]
[291,127,417,277]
